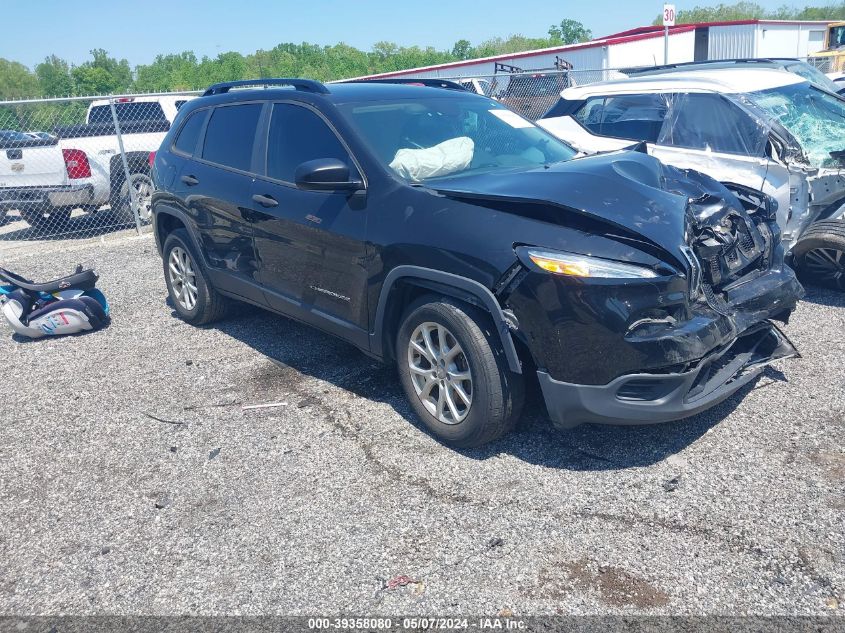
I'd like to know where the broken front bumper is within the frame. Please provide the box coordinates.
[538,321,798,428]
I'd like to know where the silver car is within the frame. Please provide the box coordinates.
[540,67,845,289]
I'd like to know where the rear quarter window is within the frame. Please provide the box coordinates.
[201,103,263,172]
[574,94,670,143]
[172,110,207,156]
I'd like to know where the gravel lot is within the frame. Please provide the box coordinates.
[0,225,843,617]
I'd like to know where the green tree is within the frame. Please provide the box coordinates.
[71,49,132,95]
[451,39,473,60]
[134,52,199,92]
[651,1,845,25]
[35,55,73,97]
[0,16,613,99]
[472,35,552,58]
[548,19,593,45]
[0,58,40,99]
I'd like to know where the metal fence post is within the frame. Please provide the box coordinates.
[108,98,143,235]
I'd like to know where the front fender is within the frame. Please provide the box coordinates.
[371,265,522,374]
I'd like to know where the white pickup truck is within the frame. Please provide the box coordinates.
[0,95,193,231]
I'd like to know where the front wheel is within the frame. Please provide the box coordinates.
[162,228,229,324]
[396,298,524,448]
[792,220,845,291]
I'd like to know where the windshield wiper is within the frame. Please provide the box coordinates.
[408,182,441,194]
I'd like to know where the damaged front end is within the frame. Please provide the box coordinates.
[532,170,801,428]
[449,153,805,428]
[676,172,802,334]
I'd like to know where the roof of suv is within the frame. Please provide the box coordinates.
[561,67,807,99]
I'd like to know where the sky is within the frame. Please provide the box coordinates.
[1,0,809,69]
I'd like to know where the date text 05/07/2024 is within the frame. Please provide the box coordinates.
[307,617,527,630]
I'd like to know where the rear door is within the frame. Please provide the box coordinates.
[176,102,265,303]
[250,101,369,343]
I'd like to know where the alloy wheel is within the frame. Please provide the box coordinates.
[168,246,198,311]
[407,321,473,424]
[126,175,153,223]
[134,177,153,222]
[803,247,845,288]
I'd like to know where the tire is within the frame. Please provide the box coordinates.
[111,172,153,226]
[792,220,845,291]
[20,206,72,233]
[162,228,229,325]
[396,297,524,448]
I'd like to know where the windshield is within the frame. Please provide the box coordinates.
[748,82,845,167]
[830,25,845,49]
[338,95,576,183]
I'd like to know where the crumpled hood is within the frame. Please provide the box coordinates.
[430,151,741,265]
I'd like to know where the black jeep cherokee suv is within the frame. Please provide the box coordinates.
[151,78,803,448]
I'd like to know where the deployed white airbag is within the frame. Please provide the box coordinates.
[389,137,474,181]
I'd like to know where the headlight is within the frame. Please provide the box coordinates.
[523,248,658,279]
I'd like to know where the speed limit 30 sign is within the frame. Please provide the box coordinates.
[663,4,676,26]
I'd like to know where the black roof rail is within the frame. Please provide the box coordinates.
[202,78,330,97]
[344,78,469,91]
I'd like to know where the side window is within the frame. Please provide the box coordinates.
[574,96,606,127]
[574,94,670,142]
[659,93,767,156]
[173,110,206,156]
[201,103,263,172]
[266,103,353,182]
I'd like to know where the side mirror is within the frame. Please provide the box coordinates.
[294,158,362,192]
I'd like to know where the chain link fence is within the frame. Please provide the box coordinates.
[0,58,836,243]
[0,92,198,243]
[436,68,628,120]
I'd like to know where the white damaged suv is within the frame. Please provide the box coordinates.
[539,67,845,289]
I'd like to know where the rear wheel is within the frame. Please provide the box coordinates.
[112,172,153,225]
[396,297,524,448]
[162,228,229,324]
[792,220,845,291]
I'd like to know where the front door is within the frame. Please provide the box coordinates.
[651,92,787,221]
[251,102,368,344]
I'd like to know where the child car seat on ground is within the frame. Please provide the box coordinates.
[0,264,110,339]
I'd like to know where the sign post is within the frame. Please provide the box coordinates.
[663,3,676,64]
